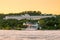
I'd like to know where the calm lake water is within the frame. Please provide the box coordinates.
[0,30,60,40]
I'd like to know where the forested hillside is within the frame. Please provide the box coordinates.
[0,11,60,30]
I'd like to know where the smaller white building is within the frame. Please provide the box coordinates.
[23,22,39,30]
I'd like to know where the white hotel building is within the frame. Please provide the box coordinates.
[3,14,56,20]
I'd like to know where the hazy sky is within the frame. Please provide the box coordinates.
[0,0,60,15]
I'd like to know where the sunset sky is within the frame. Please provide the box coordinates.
[0,0,60,15]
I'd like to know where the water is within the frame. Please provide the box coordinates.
[0,30,60,40]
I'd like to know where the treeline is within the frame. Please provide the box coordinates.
[0,19,29,30]
[0,11,60,30]
[3,11,53,16]
[38,16,60,30]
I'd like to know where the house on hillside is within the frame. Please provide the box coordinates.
[23,22,40,30]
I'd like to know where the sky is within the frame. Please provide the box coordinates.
[0,0,60,15]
